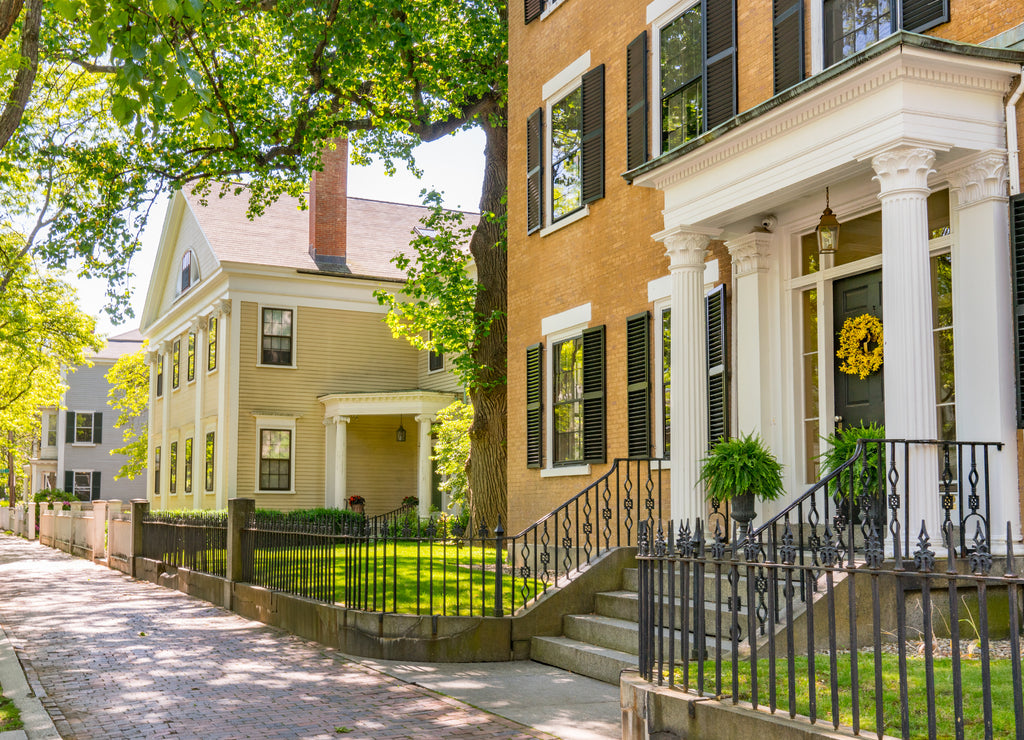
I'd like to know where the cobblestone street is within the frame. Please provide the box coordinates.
[0,535,555,740]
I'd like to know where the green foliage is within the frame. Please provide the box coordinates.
[818,423,885,500]
[33,488,77,504]
[699,432,785,503]
[106,342,149,480]
[431,400,472,511]
[254,507,365,534]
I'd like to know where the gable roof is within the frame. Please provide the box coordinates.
[91,328,144,361]
[183,188,475,280]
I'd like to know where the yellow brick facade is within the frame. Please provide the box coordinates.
[507,0,1024,534]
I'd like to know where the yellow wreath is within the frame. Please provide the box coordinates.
[837,314,883,380]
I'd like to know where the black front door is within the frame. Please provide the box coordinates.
[833,270,884,430]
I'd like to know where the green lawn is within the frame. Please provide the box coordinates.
[250,539,542,616]
[675,652,1022,739]
[0,681,22,733]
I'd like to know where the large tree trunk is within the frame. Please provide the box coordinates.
[467,114,508,534]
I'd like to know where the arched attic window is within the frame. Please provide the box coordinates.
[178,250,200,296]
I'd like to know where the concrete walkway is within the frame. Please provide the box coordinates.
[0,535,621,739]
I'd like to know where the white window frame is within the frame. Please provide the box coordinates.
[819,0,896,71]
[71,411,97,446]
[253,414,299,494]
[647,0,701,160]
[540,303,591,478]
[207,315,218,374]
[177,249,201,297]
[540,52,591,236]
[73,471,94,501]
[43,411,58,449]
[257,304,298,369]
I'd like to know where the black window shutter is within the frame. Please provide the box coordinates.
[581,325,606,464]
[66,411,74,444]
[706,285,728,446]
[626,312,651,457]
[703,0,737,130]
[64,470,73,493]
[526,343,544,468]
[1012,194,1024,428]
[772,0,804,94]
[626,32,649,171]
[524,0,543,24]
[581,64,605,205]
[901,0,948,33]
[526,108,544,234]
[93,412,102,445]
[91,472,101,500]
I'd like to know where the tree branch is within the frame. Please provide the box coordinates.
[0,0,41,152]
[0,0,23,44]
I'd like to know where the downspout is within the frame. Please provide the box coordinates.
[1008,69,1024,195]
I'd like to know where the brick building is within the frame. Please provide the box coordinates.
[507,0,1024,548]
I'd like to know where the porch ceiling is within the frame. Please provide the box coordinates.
[630,34,1024,232]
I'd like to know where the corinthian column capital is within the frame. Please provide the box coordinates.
[871,147,936,196]
[726,232,773,278]
[947,151,1009,208]
[654,225,720,271]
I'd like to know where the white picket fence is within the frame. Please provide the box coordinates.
[3,500,131,562]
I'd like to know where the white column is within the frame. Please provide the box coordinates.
[159,341,172,512]
[726,231,774,437]
[332,416,350,510]
[947,151,1021,548]
[415,414,435,518]
[655,225,719,525]
[215,299,232,508]
[145,350,159,506]
[191,318,204,510]
[872,147,940,533]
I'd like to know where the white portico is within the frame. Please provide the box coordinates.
[319,390,458,518]
[629,34,1023,546]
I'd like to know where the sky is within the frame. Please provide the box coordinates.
[73,128,487,338]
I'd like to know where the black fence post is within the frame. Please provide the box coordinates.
[226,498,256,606]
[493,520,505,617]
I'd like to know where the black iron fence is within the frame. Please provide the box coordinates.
[141,512,227,577]
[241,515,336,602]
[637,518,1024,739]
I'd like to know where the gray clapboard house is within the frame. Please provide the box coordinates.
[26,329,147,501]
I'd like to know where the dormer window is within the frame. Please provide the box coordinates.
[179,251,200,295]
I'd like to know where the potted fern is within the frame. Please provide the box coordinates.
[818,423,886,528]
[699,433,785,538]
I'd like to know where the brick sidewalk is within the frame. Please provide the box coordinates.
[0,536,555,740]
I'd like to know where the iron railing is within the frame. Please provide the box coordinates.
[637,518,1024,740]
[241,515,337,602]
[752,439,1002,568]
[364,501,418,536]
[141,512,227,577]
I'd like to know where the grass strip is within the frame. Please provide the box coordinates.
[0,681,23,732]
[675,652,1021,739]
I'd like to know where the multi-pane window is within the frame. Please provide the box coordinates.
[932,253,955,440]
[208,316,218,371]
[75,412,95,443]
[550,87,582,221]
[660,5,703,152]
[824,0,894,66]
[261,308,294,366]
[180,251,194,293]
[553,337,584,464]
[428,330,444,372]
[259,429,292,491]
[154,446,161,494]
[169,441,178,493]
[157,355,163,396]
[74,471,93,501]
[661,308,671,458]
[172,340,181,388]
[801,289,820,481]
[187,333,196,381]
[184,437,193,493]
[205,432,215,491]
[46,412,58,447]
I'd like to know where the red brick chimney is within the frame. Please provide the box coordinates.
[309,137,349,272]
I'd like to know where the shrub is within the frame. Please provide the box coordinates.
[33,489,78,504]
[254,507,365,534]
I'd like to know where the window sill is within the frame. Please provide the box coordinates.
[540,464,591,478]
[539,206,589,237]
[70,443,97,448]
[256,489,296,495]
[539,0,568,22]
[256,363,298,370]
